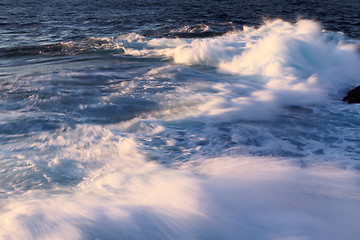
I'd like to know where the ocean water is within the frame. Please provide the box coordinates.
[1,0,360,239]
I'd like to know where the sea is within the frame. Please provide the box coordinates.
[1,0,360,239]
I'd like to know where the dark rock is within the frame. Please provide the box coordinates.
[343,86,360,104]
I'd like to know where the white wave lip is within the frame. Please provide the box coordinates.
[116,19,360,119]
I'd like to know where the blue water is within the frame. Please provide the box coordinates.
[1,1,360,239]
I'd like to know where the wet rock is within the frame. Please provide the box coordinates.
[343,86,360,104]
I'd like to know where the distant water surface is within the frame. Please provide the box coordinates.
[1,0,360,49]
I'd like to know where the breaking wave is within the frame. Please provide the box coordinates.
[117,19,360,119]
[1,128,360,240]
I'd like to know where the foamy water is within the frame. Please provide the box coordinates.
[1,18,360,239]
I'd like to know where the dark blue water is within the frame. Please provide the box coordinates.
[1,0,359,49]
[1,1,360,239]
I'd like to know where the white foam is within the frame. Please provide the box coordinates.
[1,136,360,239]
[170,24,212,34]
[117,19,360,120]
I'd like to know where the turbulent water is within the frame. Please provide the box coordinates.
[1,0,360,239]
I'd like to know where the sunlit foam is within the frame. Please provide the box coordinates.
[111,19,360,120]
[1,138,360,239]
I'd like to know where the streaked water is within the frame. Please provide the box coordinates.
[1,1,360,239]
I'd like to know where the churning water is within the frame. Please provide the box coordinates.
[1,0,360,239]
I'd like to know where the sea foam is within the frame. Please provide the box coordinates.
[2,19,360,240]
[116,19,360,119]
[1,130,360,239]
